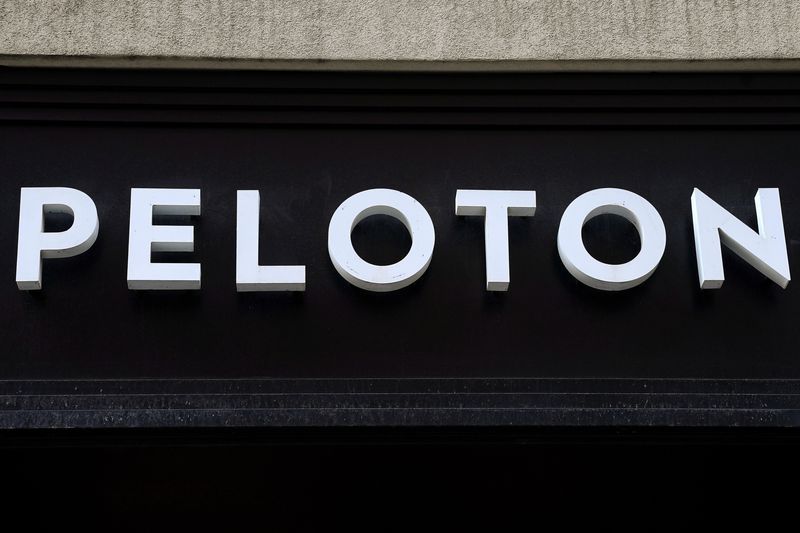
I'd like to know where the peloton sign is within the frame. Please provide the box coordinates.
[14,186,791,293]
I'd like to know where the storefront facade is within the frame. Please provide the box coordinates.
[2,1,799,524]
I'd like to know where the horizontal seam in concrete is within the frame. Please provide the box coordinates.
[5,56,800,72]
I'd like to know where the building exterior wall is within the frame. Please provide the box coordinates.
[3,2,799,524]
[2,0,800,70]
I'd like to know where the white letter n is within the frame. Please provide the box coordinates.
[691,188,790,289]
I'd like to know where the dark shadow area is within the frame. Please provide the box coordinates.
[0,427,797,529]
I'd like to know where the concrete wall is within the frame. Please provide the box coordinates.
[2,0,800,70]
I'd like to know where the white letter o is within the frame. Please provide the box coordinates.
[557,188,666,291]
[328,189,435,292]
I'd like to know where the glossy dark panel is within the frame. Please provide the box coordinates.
[0,69,799,426]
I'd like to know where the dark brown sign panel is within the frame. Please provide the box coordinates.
[1,69,799,426]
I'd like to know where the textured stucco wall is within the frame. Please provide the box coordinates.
[2,1,800,70]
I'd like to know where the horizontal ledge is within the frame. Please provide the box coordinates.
[1,408,798,429]
[0,379,798,428]
[5,56,800,73]
[3,393,800,411]
[1,378,799,395]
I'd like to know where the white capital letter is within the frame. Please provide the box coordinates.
[455,189,536,291]
[557,188,666,291]
[127,188,201,290]
[691,188,789,289]
[328,189,435,292]
[236,190,305,291]
[16,187,99,290]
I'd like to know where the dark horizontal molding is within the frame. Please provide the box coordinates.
[3,68,800,127]
[7,68,800,92]
[1,379,798,428]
